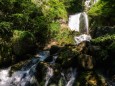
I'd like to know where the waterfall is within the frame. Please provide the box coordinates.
[79,12,89,34]
[66,68,77,86]
[45,66,53,86]
[68,12,91,44]
[61,68,77,86]
[68,13,81,32]
[85,0,99,9]
[68,12,89,34]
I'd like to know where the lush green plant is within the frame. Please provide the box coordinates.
[91,34,115,44]
[88,0,115,17]
[0,22,12,39]
[62,0,84,14]
[0,38,12,67]
[12,30,36,56]
[56,28,74,45]
[88,0,115,26]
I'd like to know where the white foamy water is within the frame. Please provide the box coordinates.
[68,13,81,32]
[85,0,99,8]
[45,66,53,86]
[0,51,49,86]
[66,68,77,86]
[0,68,11,86]
[74,34,91,44]
[68,12,89,34]
[68,12,91,44]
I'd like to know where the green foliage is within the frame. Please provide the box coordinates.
[56,29,74,45]
[12,30,36,56]
[33,0,67,20]
[0,21,13,67]
[91,34,115,45]
[88,0,115,26]
[88,0,115,17]
[90,26,115,38]
[48,22,60,37]
[0,22,12,38]
[0,38,12,67]
[62,0,84,13]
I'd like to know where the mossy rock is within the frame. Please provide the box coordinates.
[12,30,36,56]
[76,71,107,86]
[57,45,79,68]
[77,54,94,70]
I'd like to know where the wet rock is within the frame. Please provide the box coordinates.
[76,71,107,86]
[57,45,79,68]
[77,54,94,70]
[36,62,61,86]
[50,45,61,55]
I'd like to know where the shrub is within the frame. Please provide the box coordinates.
[12,30,36,56]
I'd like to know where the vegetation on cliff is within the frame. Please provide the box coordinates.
[0,0,115,85]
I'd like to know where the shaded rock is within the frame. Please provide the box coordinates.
[57,45,79,68]
[76,71,107,86]
[77,54,94,70]
[108,41,115,57]
[50,45,61,55]
[36,61,61,86]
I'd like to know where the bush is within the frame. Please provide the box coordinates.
[91,34,115,46]
[88,0,115,26]
[0,39,13,67]
[90,26,115,38]
[12,30,36,56]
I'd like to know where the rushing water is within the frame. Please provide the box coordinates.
[0,51,49,86]
[68,12,91,44]
[68,13,81,32]
[68,12,89,34]
[0,50,78,86]
[85,0,99,9]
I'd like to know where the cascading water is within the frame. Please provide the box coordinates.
[45,66,53,86]
[68,13,81,32]
[85,0,99,9]
[0,51,50,86]
[68,12,91,44]
[0,68,11,86]
[65,68,77,86]
[0,50,78,86]
[61,68,77,86]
